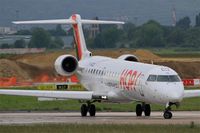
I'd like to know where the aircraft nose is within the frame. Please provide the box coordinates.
[168,92,183,102]
[166,84,184,102]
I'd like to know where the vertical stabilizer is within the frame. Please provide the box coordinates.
[70,14,91,60]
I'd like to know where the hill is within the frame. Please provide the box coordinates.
[0,49,200,81]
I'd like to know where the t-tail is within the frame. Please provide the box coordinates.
[13,14,124,60]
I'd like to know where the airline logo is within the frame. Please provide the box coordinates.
[120,69,142,90]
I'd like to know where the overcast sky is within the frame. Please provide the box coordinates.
[0,0,200,26]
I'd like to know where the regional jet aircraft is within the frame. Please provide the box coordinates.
[0,14,200,119]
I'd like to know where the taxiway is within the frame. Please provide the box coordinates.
[0,111,199,125]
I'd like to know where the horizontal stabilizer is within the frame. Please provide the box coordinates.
[13,17,124,25]
[81,19,125,24]
[13,19,76,25]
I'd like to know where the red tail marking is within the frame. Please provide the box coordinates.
[72,15,82,60]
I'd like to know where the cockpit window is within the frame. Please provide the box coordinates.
[157,75,169,82]
[147,75,157,81]
[147,75,181,82]
[169,75,181,82]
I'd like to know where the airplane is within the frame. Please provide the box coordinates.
[0,14,200,119]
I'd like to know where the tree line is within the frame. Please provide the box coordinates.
[87,13,200,49]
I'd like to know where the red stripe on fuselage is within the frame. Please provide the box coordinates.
[72,15,82,60]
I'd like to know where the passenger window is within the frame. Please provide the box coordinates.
[147,75,157,81]
[96,70,98,75]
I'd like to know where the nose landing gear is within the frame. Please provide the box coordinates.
[163,102,178,119]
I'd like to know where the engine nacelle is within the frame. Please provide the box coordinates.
[54,55,78,76]
[118,54,139,62]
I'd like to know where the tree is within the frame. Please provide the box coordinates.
[91,27,123,48]
[166,28,186,47]
[55,25,66,36]
[49,37,64,49]
[48,25,66,36]
[0,43,10,49]
[123,22,136,40]
[176,16,191,29]
[195,13,200,27]
[183,28,200,48]
[29,28,52,48]
[14,39,26,48]
[133,20,165,48]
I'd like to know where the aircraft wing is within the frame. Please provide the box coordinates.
[184,90,200,98]
[0,90,93,100]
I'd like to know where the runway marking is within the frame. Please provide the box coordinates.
[0,111,199,125]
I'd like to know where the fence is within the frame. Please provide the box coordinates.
[1,77,199,88]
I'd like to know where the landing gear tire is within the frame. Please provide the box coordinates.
[89,104,96,117]
[144,104,151,116]
[136,104,143,116]
[163,111,172,119]
[81,104,88,117]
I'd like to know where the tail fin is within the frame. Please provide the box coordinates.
[13,14,124,60]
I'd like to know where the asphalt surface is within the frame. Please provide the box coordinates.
[0,111,199,125]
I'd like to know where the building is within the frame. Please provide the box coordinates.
[0,27,17,35]
[88,17,100,39]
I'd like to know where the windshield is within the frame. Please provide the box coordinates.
[147,75,181,82]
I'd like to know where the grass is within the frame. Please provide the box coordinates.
[152,48,200,58]
[0,54,16,59]
[0,124,199,133]
[0,94,200,112]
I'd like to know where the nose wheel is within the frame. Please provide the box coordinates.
[163,111,172,119]
[81,103,96,117]
[163,102,175,119]
[136,103,151,117]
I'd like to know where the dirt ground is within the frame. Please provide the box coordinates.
[0,49,200,81]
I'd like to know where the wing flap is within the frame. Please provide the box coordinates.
[0,90,93,100]
[184,90,200,98]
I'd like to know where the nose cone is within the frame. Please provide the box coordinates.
[166,83,184,103]
[168,92,183,102]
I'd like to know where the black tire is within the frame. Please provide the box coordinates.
[136,104,143,116]
[163,111,172,119]
[89,104,96,117]
[81,104,88,117]
[144,104,151,116]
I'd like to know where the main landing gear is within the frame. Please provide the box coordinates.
[136,103,151,117]
[81,103,96,117]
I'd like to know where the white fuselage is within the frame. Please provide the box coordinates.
[77,56,184,105]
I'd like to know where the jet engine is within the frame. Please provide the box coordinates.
[118,54,139,62]
[54,55,78,76]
